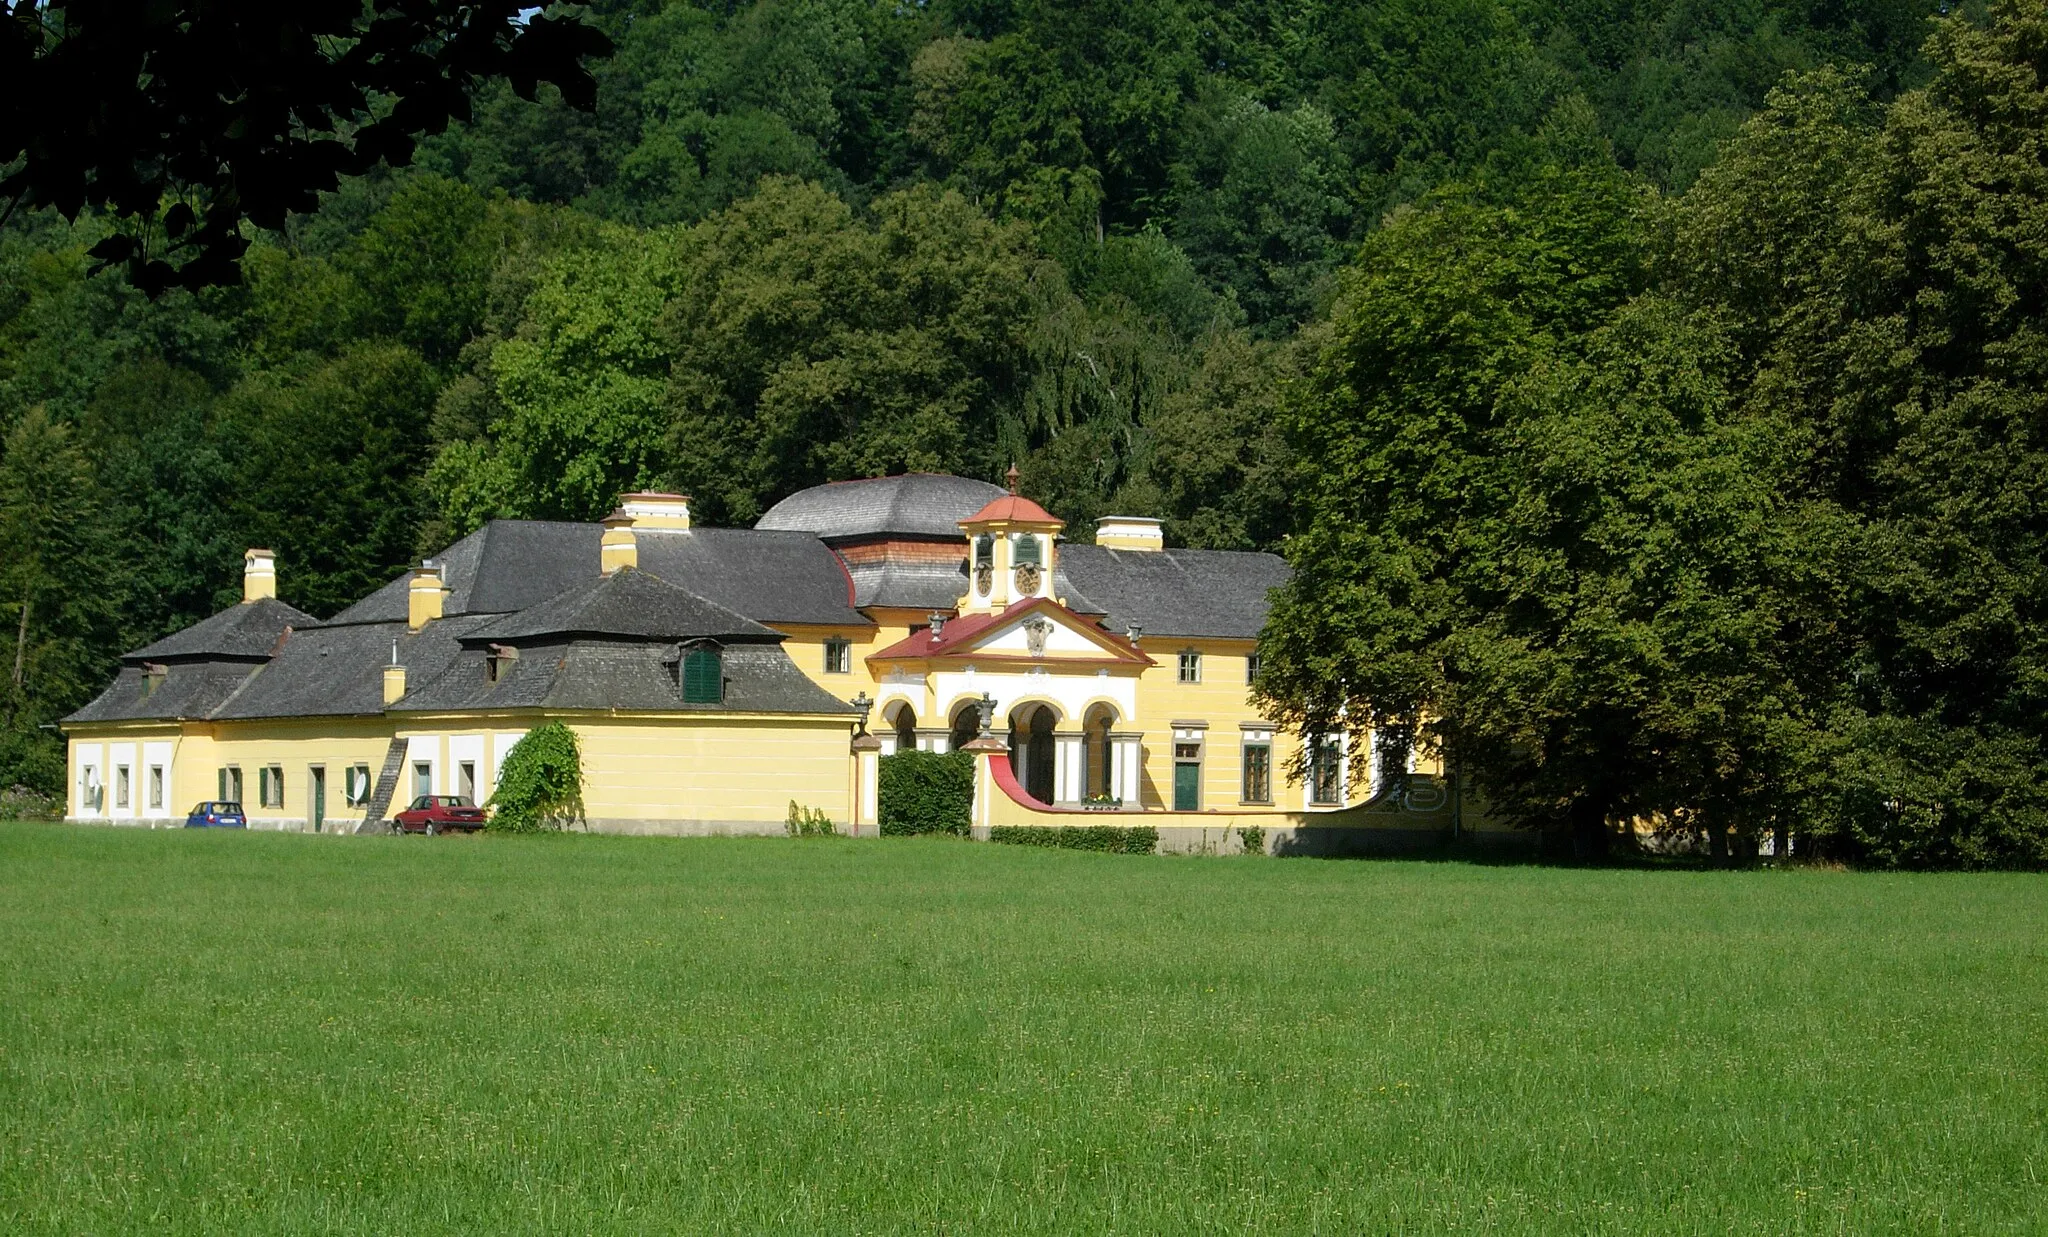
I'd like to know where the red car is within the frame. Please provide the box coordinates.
[393,795,487,835]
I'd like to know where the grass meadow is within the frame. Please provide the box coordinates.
[0,823,2043,1234]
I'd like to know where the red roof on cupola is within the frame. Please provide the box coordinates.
[961,462,1062,526]
[961,493,1060,525]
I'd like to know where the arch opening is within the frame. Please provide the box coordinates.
[1083,703,1119,801]
[1008,704,1059,804]
[947,702,981,753]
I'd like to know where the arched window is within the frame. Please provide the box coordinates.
[680,645,723,704]
[1011,532,1042,567]
[889,702,917,752]
[948,703,981,752]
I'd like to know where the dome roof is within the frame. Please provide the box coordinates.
[755,473,1007,541]
[962,493,1060,526]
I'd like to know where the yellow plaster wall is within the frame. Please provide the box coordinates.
[64,724,182,820]
[1123,639,1443,812]
[772,621,894,702]
[198,718,408,829]
[571,714,853,831]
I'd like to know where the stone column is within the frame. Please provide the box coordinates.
[1053,731,1085,804]
[1111,732,1143,806]
[961,735,1008,836]
[851,733,881,837]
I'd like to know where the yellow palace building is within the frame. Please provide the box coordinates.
[64,472,1473,850]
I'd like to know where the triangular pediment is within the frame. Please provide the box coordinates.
[867,597,1152,666]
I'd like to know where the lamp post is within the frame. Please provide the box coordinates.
[851,691,873,736]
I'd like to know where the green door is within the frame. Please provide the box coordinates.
[1173,760,1201,811]
[310,767,326,833]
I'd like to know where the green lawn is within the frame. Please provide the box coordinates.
[0,825,2043,1234]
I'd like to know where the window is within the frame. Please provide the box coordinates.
[1246,652,1261,684]
[1309,736,1344,806]
[458,761,476,801]
[823,638,851,674]
[80,766,102,812]
[681,646,723,704]
[218,766,242,804]
[259,765,284,808]
[1011,532,1042,566]
[485,643,519,683]
[147,765,164,811]
[114,765,130,810]
[1178,650,1202,684]
[1241,739,1272,804]
[346,764,371,807]
[413,762,432,799]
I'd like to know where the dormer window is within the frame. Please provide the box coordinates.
[485,643,519,683]
[679,643,724,704]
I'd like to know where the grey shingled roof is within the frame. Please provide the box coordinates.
[844,555,1106,614]
[847,559,968,611]
[327,520,862,628]
[633,528,861,626]
[755,473,1007,541]
[465,567,778,645]
[1057,544,1289,640]
[65,662,264,724]
[124,597,314,663]
[209,615,493,720]
[396,641,857,715]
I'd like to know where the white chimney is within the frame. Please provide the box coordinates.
[1095,516,1164,552]
[616,491,691,531]
[243,548,277,603]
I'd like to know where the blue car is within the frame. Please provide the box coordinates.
[185,801,247,828]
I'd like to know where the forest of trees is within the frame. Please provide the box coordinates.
[6,0,2042,865]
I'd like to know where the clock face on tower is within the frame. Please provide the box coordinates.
[1014,563,1042,595]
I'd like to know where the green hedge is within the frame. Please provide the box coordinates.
[878,750,973,837]
[989,825,1158,855]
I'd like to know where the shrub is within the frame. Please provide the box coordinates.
[879,750,973,836]
[785,801,836,837]
[1238,825,1266,856]
[486,722,584,833]
[989,825,1158,854]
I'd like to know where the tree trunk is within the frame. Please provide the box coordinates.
[1570,801,1610,861]
[4,594,26,728]
[1772,821,1791,864]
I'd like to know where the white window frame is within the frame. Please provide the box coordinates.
[1178,650,1201,684]
[823,638,852,674]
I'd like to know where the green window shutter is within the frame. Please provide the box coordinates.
[1173,761,1201,811]
[682,649,723,704]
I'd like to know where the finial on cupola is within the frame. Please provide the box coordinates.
[1006,462,1020,494]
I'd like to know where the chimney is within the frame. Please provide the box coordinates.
[616,491,691,531]
[1095,516,1164,552]
[383,639,406,704]
[408,560,445,630]
[243,548,277,602]
[600,510,638,574]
